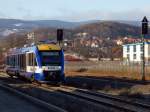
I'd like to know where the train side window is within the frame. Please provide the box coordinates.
[20,55,22,69]
[11,56,13,66]
[30,53,32,66]
[13,56,14,67]
[19,54,25,70]
[18,55,20,67]
[31,53,33,66]
[12,55,14,67]
[28,53,37,66]
[14,55,16,67]
[28,53,30,66]
[10,56,12,66]
[15,55,18,67]
[17,55,19,67]
[23,54,26,69]
[8,56,10,66]
[9,56,10,65]
[6,56,8,65]
[9,56,11,66]
[21,54,23,68]
[28,53,32,66]
[33,53,37,66]
[20,54,23,69]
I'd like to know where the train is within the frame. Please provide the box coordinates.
[5,43,65,83]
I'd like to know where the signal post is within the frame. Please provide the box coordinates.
[141,16,149,81]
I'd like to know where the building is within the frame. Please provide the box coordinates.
[123,42,150,63]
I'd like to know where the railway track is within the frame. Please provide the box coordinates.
[67,76,150,86]
[1,73,150,112]
[62,86,150,110]
[39,84,150,112]
[0,80,67,112]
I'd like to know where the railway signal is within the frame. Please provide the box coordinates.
[57,29,64,47]
[57,29,63,42]
[141,16,149,81]
[142,16,149,35]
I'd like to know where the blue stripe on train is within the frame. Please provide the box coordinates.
[24,72,45,81]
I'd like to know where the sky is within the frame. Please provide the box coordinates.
[0,0,150,21]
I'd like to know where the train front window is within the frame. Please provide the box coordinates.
[40,51,61,66]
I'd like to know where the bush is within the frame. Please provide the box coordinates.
[76,68,88,72]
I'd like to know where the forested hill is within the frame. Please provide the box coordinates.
[74,21,142,39]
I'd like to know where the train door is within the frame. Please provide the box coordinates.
[26,52,37,79]
[18,53,26,76]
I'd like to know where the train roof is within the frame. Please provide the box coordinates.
[38,44,61,51]
[7,44,61,55]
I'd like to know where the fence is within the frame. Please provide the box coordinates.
[65,61,150,80]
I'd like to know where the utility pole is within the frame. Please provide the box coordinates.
[141,16,149,81]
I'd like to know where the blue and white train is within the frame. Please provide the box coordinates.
[5,43,65,83]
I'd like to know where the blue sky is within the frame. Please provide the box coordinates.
[0,0,150,21]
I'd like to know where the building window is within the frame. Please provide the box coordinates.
[133,45,136,52]
[140,45,143,52]
[127,46,130,52]
[133,54,136,59]
[140,53,143,60]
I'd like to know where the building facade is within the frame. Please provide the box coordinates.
[123,42,150,62]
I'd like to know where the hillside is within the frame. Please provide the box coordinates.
[0,19,99,37]
[0,21,148,61]
[0,21,145,49]
[0,21,148,48]
[74,21,142,39]
[0,19,142,37]
[24,21,142,41]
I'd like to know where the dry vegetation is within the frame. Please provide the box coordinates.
[65,61,150,80]
[97,84,150,99]
[65,61,150,98]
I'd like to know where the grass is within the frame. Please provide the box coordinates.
[65,61,150,81]
[96,84,150,99]
[65,69,150,81]
[65,61,150,98]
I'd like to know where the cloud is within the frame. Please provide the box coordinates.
[55,9,150,21]
[19,9,150,21]
[1,6,150,21]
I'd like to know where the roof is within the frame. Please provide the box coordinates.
[123,42,150,46]
[38,44,61,51]
[7,44,61,55]
[7,46,37,55]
